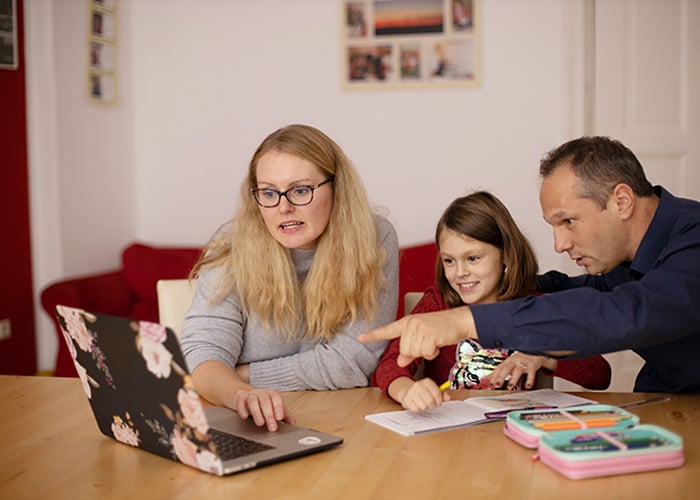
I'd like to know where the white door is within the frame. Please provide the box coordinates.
[594,0,699,200]
[556,0,699,392]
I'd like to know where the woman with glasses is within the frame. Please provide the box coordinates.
[179,124,399,431]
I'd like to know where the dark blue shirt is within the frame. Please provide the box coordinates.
[472,187,700,393]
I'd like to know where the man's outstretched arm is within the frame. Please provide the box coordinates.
[358,307,477,366]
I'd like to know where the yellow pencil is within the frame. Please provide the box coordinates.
[440,381,451,391]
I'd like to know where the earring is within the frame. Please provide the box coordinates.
[503,266,508,274]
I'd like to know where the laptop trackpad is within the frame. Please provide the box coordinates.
[204,405,298,438]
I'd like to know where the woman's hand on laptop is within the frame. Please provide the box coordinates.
[191,360,296,432]
[233,387,296,432]
[231,364,294,431]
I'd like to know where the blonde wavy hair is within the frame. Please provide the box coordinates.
[190,124,386,342]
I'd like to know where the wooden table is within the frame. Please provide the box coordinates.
[1,375,698,499]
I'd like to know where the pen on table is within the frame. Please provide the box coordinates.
[618,396,671,408]
[440,381,451,391]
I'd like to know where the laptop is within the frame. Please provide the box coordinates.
[55,305,343,476]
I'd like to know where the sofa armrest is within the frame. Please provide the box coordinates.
[41,270,133,316]
[40,270,133,377]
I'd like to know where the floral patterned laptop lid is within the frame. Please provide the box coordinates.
[55,305,226,475]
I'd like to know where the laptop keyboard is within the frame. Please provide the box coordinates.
[208,428,275,460]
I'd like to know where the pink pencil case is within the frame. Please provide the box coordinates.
[537,425,684,479]
[503,404,639,449]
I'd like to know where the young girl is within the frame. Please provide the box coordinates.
[180,124,399,431]
[372,191,610,412]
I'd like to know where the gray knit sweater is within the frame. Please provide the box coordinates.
[179,215,398,391]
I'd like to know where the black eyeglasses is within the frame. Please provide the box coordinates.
[251,177,335,208]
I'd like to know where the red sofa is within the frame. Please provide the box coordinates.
[41,241,438,377]
[41,243,201,377]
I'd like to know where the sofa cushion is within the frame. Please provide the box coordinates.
[122,243,201,302]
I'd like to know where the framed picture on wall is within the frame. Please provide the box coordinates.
[90,41,115,71]
[91,7,116,40]
[88,71,115,103]
[341,0,481,90]
[0,0,18,70]
[87,0,118,105]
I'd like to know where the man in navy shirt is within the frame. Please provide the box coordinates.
[361,136,700,393]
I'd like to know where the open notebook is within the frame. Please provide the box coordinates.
[55,305,342,476]
[365,389,596,436]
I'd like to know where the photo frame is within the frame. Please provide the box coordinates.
[341,0,481,90]
[0,0,18,70]
[87,0,118,105]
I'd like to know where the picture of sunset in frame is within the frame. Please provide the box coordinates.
[373,0,443,36]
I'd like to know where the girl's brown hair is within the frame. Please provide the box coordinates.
[434,191,538,307]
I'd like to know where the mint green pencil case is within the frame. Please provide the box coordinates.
[503,404,639,449]
[537,424,685,479]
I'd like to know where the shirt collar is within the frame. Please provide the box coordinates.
[629,186,679,276]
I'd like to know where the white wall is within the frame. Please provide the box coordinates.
[27,0,137,372]
[130,0,575,252]
[27,0,582,372]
